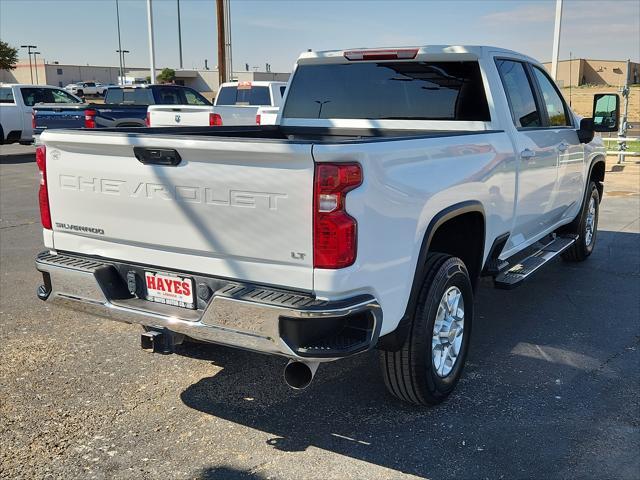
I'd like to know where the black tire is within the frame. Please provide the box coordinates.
[380,253,473,405]
[76,90,83,97]
[561,181,600,262]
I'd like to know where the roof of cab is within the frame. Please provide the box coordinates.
[219,81,288,88]
[0,83,61,88]
[296,45,539,65]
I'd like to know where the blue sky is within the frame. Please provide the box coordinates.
[1,0,638,72]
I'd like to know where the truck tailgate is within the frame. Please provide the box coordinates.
[213,105,260,126]
[148,105,213,127]
[34,105,86,132]
[43,131,314,290]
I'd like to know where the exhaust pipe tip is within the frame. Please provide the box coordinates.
[284,360,319,390]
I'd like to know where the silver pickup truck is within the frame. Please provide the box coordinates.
[35,45,618,405]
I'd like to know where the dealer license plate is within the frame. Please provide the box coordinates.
[144,271,195,309]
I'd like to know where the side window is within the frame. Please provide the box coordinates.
[0,87,15,104]
[184,88,210,105]
[21,88,50,106]
[496,59,541,128]
[531,66,570,127]
[155,87,182,105]
[50,89,81,104]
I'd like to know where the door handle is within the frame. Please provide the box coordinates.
[557,141,569,152]
[520,149,536,159]
[133,147,182,166]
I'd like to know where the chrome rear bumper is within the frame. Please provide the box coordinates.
[35,251,381,361]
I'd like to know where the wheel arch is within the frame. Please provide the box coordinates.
[589,155,606,201]
[377,201,485,351]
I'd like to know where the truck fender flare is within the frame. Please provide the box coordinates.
[376,200,484,351]
[559,154,606,235]
[588,155,606,195]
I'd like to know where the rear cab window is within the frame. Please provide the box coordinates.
[215,85,272,106]
[282,61,490,121]
[105,88,154,105]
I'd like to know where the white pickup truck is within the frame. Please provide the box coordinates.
[0,84,82,145]
[63,82,106,97]
[146,81,286,127]
[35,46,618,405]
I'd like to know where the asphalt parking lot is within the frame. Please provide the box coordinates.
[1,144,639,480]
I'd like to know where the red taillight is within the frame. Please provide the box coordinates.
[36,145,52,230]
[32,111,36,130]
[256,114,261,125]
[145,112,151,127]
[343,48,419,61]
[209,113,223,126]
[84,109,97,128]
[313,163,362,269]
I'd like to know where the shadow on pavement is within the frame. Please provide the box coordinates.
[179,230,639,479]
[0,153,35,164]
[193,466,267,480]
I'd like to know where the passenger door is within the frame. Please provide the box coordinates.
[496,59,559,249]
[0,87,21,141]
[529,65,584,222]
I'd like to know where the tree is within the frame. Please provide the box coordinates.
[156,68,176,84]
[0,40,19,71]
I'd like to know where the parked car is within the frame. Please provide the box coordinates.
[0,83,82,145]
[35,45,618,405]
[63,82,106,97]
[33,84,211,141]
[147,81,286,127]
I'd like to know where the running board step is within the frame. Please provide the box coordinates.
[494,235,577,290]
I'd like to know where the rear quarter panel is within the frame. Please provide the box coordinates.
[96,107,147,128]
[312,132,517,335]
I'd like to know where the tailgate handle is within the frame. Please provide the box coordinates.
[133,147,182,166]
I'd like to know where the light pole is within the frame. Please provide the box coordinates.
[33,51,41,84]
[20,45,37,83]
[146,0,156,83]
[117,50,130,80]
[177,0,183,69]
[115,0,124,84]
[551,0,563,80]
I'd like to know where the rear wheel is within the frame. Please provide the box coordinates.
[562,181,600,262]
[380,253,473,405]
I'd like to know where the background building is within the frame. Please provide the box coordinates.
[1,59,290,98]
[542,59,639,87]
[0,59,146,87]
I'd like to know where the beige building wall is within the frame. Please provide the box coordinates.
[543,59,639,87]
[1,59,144,87]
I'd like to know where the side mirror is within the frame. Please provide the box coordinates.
[577,118,594,144]
[592,93,619,132]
